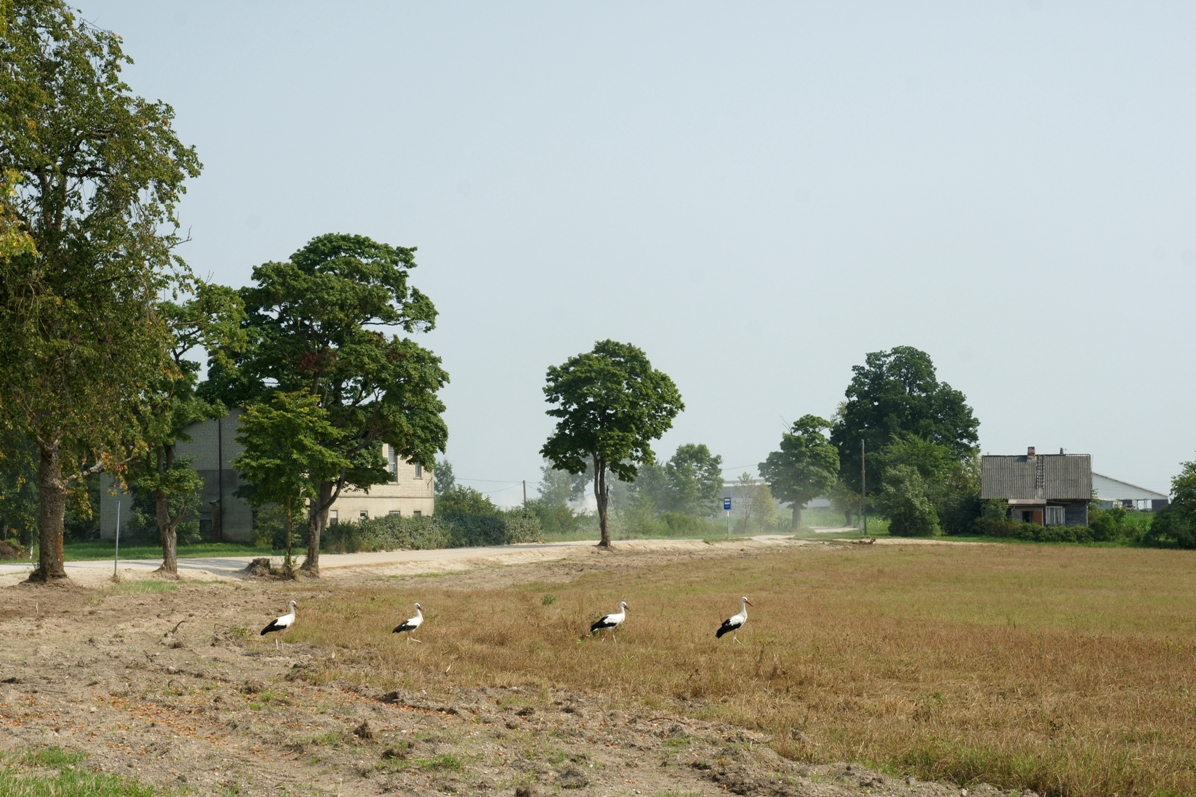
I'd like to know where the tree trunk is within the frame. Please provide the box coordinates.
[790,503,803,531]
[30,441,68,582]
[594,456,610,549]
[283,495,294,574]
[155,444,179,577]
[155,492,178,577]
[300,480,334,576]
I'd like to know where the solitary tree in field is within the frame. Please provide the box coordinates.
[233,392,348,572]
[213,233,449,576]
[759,415,840,530]
[541,340,683,548]
[0,0,201,580]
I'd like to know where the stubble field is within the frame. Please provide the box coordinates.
[2,539,1195,796]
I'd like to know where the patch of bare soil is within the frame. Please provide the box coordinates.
[0,543,1030,797]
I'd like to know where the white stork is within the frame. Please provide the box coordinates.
[589,601,629,643]
[716,596,753,644]
[261,600,297,651]
[392,602,424,644]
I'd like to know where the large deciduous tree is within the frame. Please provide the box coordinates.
[759,415,840,530]
[541,340,683,548]
[0,0,201,580]
[830,346,979,497]
[216,233,449,576]
[664,444,724,516]
[126,282,245,576]
[234,392,349,573]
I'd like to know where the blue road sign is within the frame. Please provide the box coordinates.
[723,497,732,511]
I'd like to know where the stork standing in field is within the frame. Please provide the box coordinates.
[393,602,424,644]
[261,600,297,651]
[589,601,629,642]
[716,596,753,644]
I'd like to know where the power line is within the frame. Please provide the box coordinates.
[455,477,524,484]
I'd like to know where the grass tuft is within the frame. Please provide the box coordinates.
[1,746,162,797]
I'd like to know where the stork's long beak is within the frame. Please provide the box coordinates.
[745,599,754,606]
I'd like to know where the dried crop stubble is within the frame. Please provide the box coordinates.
[296,544,1196,797]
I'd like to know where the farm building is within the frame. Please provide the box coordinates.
[99,408,435,542]
[980,447,1091,527]
[1091,473,1168,512]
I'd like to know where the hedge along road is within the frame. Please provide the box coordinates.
[0,535,824,587]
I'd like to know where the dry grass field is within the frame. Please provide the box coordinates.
[298,542,1196,797]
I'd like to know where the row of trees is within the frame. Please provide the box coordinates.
[0,2,449,579]
[527,340,983,545]
[750,346,980,537]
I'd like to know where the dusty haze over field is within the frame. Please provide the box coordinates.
[91,2,1195,503]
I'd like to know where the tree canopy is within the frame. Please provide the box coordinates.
[759,415,840,530]
[664,444,724,516]
[0,0,201,580]
[1143,460,1196,549]
[233,391,349,571]
[212,233,449,575]
[830,346,979,497]
[541,340,683,548]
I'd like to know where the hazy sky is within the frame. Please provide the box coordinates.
[90,2,1194,503]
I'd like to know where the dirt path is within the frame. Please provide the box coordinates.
[0,539,1024,797]
[0,536,809,588]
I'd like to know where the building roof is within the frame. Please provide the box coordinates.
[980,453,1092,501]
[1091,473,1167,502]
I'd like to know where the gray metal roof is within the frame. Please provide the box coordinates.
[980,454,1092,501]
[1091,473,1167,501]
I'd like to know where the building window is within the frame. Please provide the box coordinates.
[359,510,368,520]
[1045,506,1065,526]
[414,462,423,479]
[329,510,338,525]
[388,510,401,517]
[387,446,399,483]
[413,510,422,518]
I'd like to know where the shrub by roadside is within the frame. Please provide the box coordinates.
[322,509,543,554]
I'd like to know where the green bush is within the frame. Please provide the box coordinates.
[1137,459,1192,548]
[877,465,939,537]
[939,492,982,536]
[1142,505,1195,548]
[525,498,583,536]
[0,539,26,560]
[969,500,1148,545]
[321,508,542,554]
[659,512,720,536]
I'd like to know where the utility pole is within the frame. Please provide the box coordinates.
[216,415,224,542]
[860,439,867,538]
[113,500,121,579]
[522,480,527,507]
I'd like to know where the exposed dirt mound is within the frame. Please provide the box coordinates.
[243,556,297,579]
[0,539,26,560]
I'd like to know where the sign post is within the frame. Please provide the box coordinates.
[113,500,121,579]
[723,497,732,538]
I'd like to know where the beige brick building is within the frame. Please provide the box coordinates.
[100,409,435,542]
